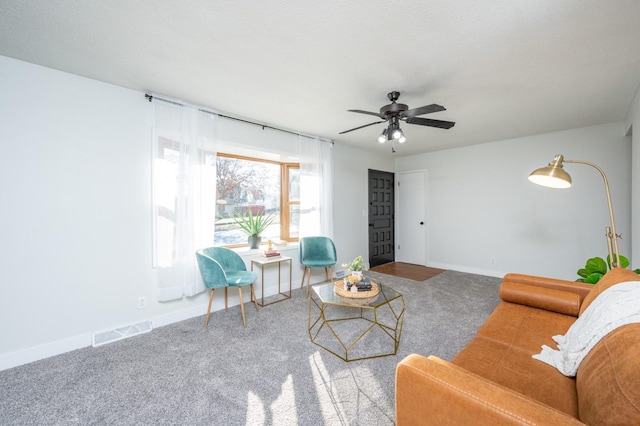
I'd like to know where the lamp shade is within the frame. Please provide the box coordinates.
[528,155,572,188]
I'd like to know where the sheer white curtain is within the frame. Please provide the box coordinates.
[152,101,218,301]
[298,136,334,238]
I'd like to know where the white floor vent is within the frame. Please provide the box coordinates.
[92,320,153,347]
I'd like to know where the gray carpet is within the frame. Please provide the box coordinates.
[0,270,501,425]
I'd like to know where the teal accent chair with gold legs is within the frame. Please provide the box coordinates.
[195,247,259,328]
[299,236,337,297]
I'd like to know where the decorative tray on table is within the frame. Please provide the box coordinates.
[334,277,379,299]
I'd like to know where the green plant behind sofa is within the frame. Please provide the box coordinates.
[576,254,640,284]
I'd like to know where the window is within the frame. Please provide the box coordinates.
[151,100,330,301]
[214,153,299,247]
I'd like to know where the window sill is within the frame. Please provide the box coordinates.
[234,243,299,257]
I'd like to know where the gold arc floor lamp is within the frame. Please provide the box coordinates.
[528,154,622,268]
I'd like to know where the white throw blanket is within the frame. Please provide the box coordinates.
[533,280,640,376]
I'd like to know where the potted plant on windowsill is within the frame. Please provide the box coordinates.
[233,210,275,249]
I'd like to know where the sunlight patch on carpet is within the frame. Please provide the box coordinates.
[271,374,298,425]
[246,391,265,424]
[309,351,347,424]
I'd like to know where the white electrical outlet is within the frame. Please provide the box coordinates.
[138,296,147,309]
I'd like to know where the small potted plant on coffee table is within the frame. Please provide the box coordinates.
[343,255,366,281]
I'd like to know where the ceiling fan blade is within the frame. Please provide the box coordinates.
[348,109,386,119]
[338,120,386,134]
[405,116,455,129]
[402,104,446,118]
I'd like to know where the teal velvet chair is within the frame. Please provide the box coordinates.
[299,236,337,297]
[195,247,259,328]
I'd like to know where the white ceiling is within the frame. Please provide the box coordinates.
[1,1,640,156]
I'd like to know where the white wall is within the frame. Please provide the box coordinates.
[0,56,155,368]
[395,123,633,280]
[625,84,640,268]
[0,56,389,370]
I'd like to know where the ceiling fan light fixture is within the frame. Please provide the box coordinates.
[377,128,388,143]
[339,91,456,146]
[341,91,455,150]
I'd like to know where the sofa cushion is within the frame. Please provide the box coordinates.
[579,268,640,316]
[475,302,576,353]
[452,337,579,417]
[576,324,640,425]
[452,301,580,417]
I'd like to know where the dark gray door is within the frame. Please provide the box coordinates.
[368,169,395,267]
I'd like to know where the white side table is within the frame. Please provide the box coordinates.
[250,255,292,307]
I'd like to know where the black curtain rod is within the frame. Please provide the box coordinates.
[145,93,332,143]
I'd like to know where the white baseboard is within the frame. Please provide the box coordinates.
[0,333,93,372]
[151,302,210,328]
[0,301,212,372]
[427,262,506,279]
[0,282,298,372]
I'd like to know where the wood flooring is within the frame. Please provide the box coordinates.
[369,262,446,281]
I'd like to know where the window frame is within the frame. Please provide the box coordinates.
[281,162,299,242]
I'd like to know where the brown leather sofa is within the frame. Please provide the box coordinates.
[396,268,640,425]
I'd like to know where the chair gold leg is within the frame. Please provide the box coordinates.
[225,287,228,312]
[205,289,215,326]
[306,266,312,298]
[250,284,259,312]
[300,266,307,289]
[238,287,247,328]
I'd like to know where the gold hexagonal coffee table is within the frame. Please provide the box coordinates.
[308,280,405,362]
